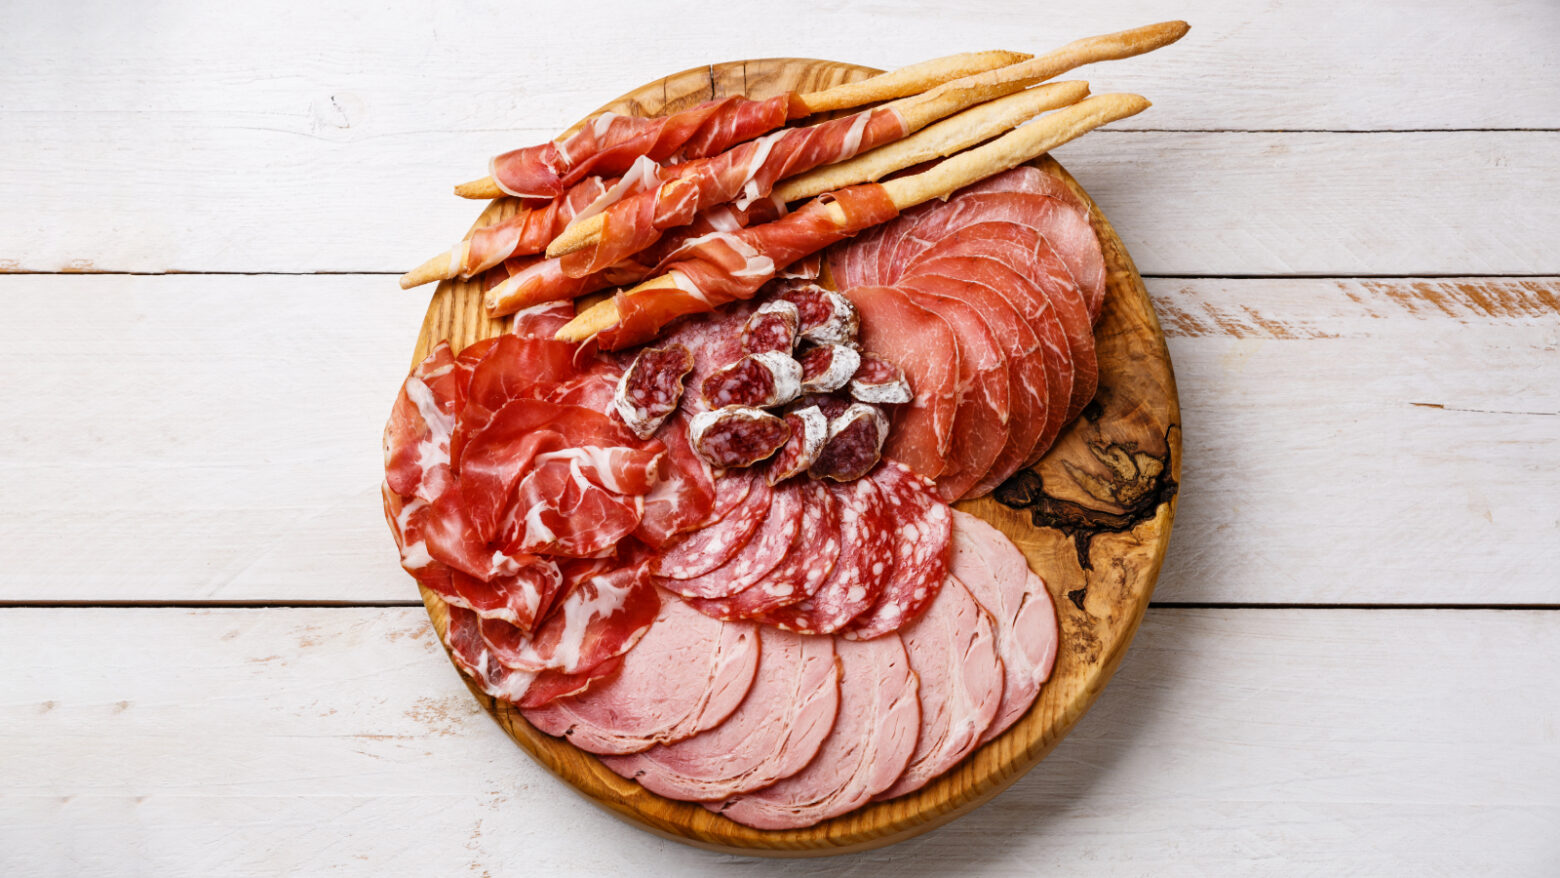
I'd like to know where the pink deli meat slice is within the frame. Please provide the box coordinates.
[755,476,893,635]
[658,477,803,600]
[875,576,1003,799]
[842,284,960,481]
[652,473,772,580]
[685,478,842,621]
[709,634,920,830]
[949,509,1059,744]
[601,627,840,801]
[842,460,953,640]
[522,595,761,755]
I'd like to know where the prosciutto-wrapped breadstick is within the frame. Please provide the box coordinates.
[544,21,1187,268]
[556,93,1152,350]
[454,50,1031,201]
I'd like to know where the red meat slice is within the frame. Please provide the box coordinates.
[659,478,802,600]
[842,460,953,640]
[634,413,716,548]
[652,474,772,580]
[756,476,892,635]
[476,561,660,675]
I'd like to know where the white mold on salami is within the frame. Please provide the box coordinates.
[848,353,913,405]
[809,403,889,483]
[689,406,793,470]
[797,343,861,394]
[614,344,695,439]
[740,300,801,355]
[765,405,828,485]
[780,283,860,346]
[701,351,803,409]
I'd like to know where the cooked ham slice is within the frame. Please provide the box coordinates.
[709,634,919,829]
[602,627,840,801]
[522,595,760,755]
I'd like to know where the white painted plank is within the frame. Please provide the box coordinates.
[1,274,1555,604]
[1,607,1555,874]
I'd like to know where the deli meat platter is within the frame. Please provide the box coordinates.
[389,43,1182,856]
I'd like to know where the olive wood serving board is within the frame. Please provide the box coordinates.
[406,57,1180,857]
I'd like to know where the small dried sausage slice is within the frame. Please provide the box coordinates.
[765,405,827,485]
[779,283,860,345]
[689,406,791,470]
[700,352,804,409]
[797,343,861,394]
[740,300,801,355]
[849,353,913,405]
[809,403,888,482]
[614,344,694,439]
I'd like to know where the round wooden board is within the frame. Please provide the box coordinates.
[406,58,1180,857]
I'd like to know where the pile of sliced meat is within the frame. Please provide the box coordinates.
[825,165,1108,502]
[526,509,1057,828]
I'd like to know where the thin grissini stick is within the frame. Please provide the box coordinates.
[774,80,1089,203]
[952,20,1188,94]
[452,50,1032,201]
[543,67,1064,263]
[556,93,1150,345]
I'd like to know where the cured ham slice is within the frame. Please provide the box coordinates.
[843,460,953,640]
[602,628,840,801]
[710,635,920,830]
[465,177,610,274]
[685,479,841,621]
[476,561,660,675]
[383,342,459,502]
[558,106,907,276]
[842,284,959,481]
[633,413,716,548]
[491,95,795,199]
[875,576,1002,799]
[949,510,1059,744]
[522,596,761,755]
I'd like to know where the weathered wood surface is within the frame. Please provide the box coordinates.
[406,56,1178,855]
[4,607,1556,874]
[0,276,1553,604]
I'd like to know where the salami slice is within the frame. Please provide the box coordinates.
[779,283,860,345]
[797,343,861,394]
[809,403,889,483]
[686,479,842,621]
[659,480,802,601]
[756,476,892,635]
[700,352,803,409]
[652,475,773,580]
[689,406,792,470]
[842,460,953,640]
[740,300,801,355]
[764,405,827,485]
[849,353,913,405]
[614,344,694,439]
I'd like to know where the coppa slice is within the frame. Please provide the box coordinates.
[709,634,920,830]
[950,509,1059,744]
[843,460,953,640]
[875,576,1003,799]
[685,479,842,621]
[755,476,892,635]
[602,628,840,801]
[658,479,802,600]
[842,284,960,481]
[476,562,660,675]
[652,473,771,580]
[522,595,761,755]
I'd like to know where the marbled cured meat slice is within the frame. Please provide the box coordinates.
[476,561,659,676]
[875,576,1003,799]
[658,480,802,601]
[522,596,761,755]
[634,413,716,548]
[614,344,694,439]
[888,285,1011,501]
[950,509,1059,744]
[764,405,827,485]
[756,476,892,635]
[383,342,458,502]
[652,474,772,580]
[602,628,840,801]
[847,353,912,405]
[797,343,860,394]
[957,165,1091,218]
[462,176,610,272]
[842,284,959,481]
[778,283,860,345]
[740,300,800,354]
[685,479,841,621]
[808,403,888,483]
[709,635,919,829]
[700,352,803,409]
[518,656,624,709]
[500,445,663,558]
[843,460,953,640]
[510,301,577,340]
[688,406,792,470]
[451,334,578,464]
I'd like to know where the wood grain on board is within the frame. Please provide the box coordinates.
[406,58,1179,854]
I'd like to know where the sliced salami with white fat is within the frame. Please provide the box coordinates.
[658,479,802,601]
[700,352,803,409]
[689,406,792,470]
[764,405,827,485]
[740,300,801,355]
[779,283,860,346]
[685,479,842,621]
[614,344,694,439]
[849,352,913,405]
[652,474,772,580]
[797,343,861,394]
[842,460,953,640]
[808,402,889,483]
[755,476,892,635]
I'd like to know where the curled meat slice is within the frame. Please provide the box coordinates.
[689,407,792,470]
[809,403,889,482]
[614,344,694,439]
[700,352,803,409]
[779,282,860,345]
[765,405,827,485]
[740,300,800,355]
[849,353,913,405]
[797,343,861,394]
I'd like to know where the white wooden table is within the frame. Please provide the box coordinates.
[4,1,1558,873]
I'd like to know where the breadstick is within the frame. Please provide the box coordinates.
[555,93,1149,343]
[774,80,1089,203]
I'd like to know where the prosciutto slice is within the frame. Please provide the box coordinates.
[562,106,907,277]
[461,176,610,277]
[490,94,796,199]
